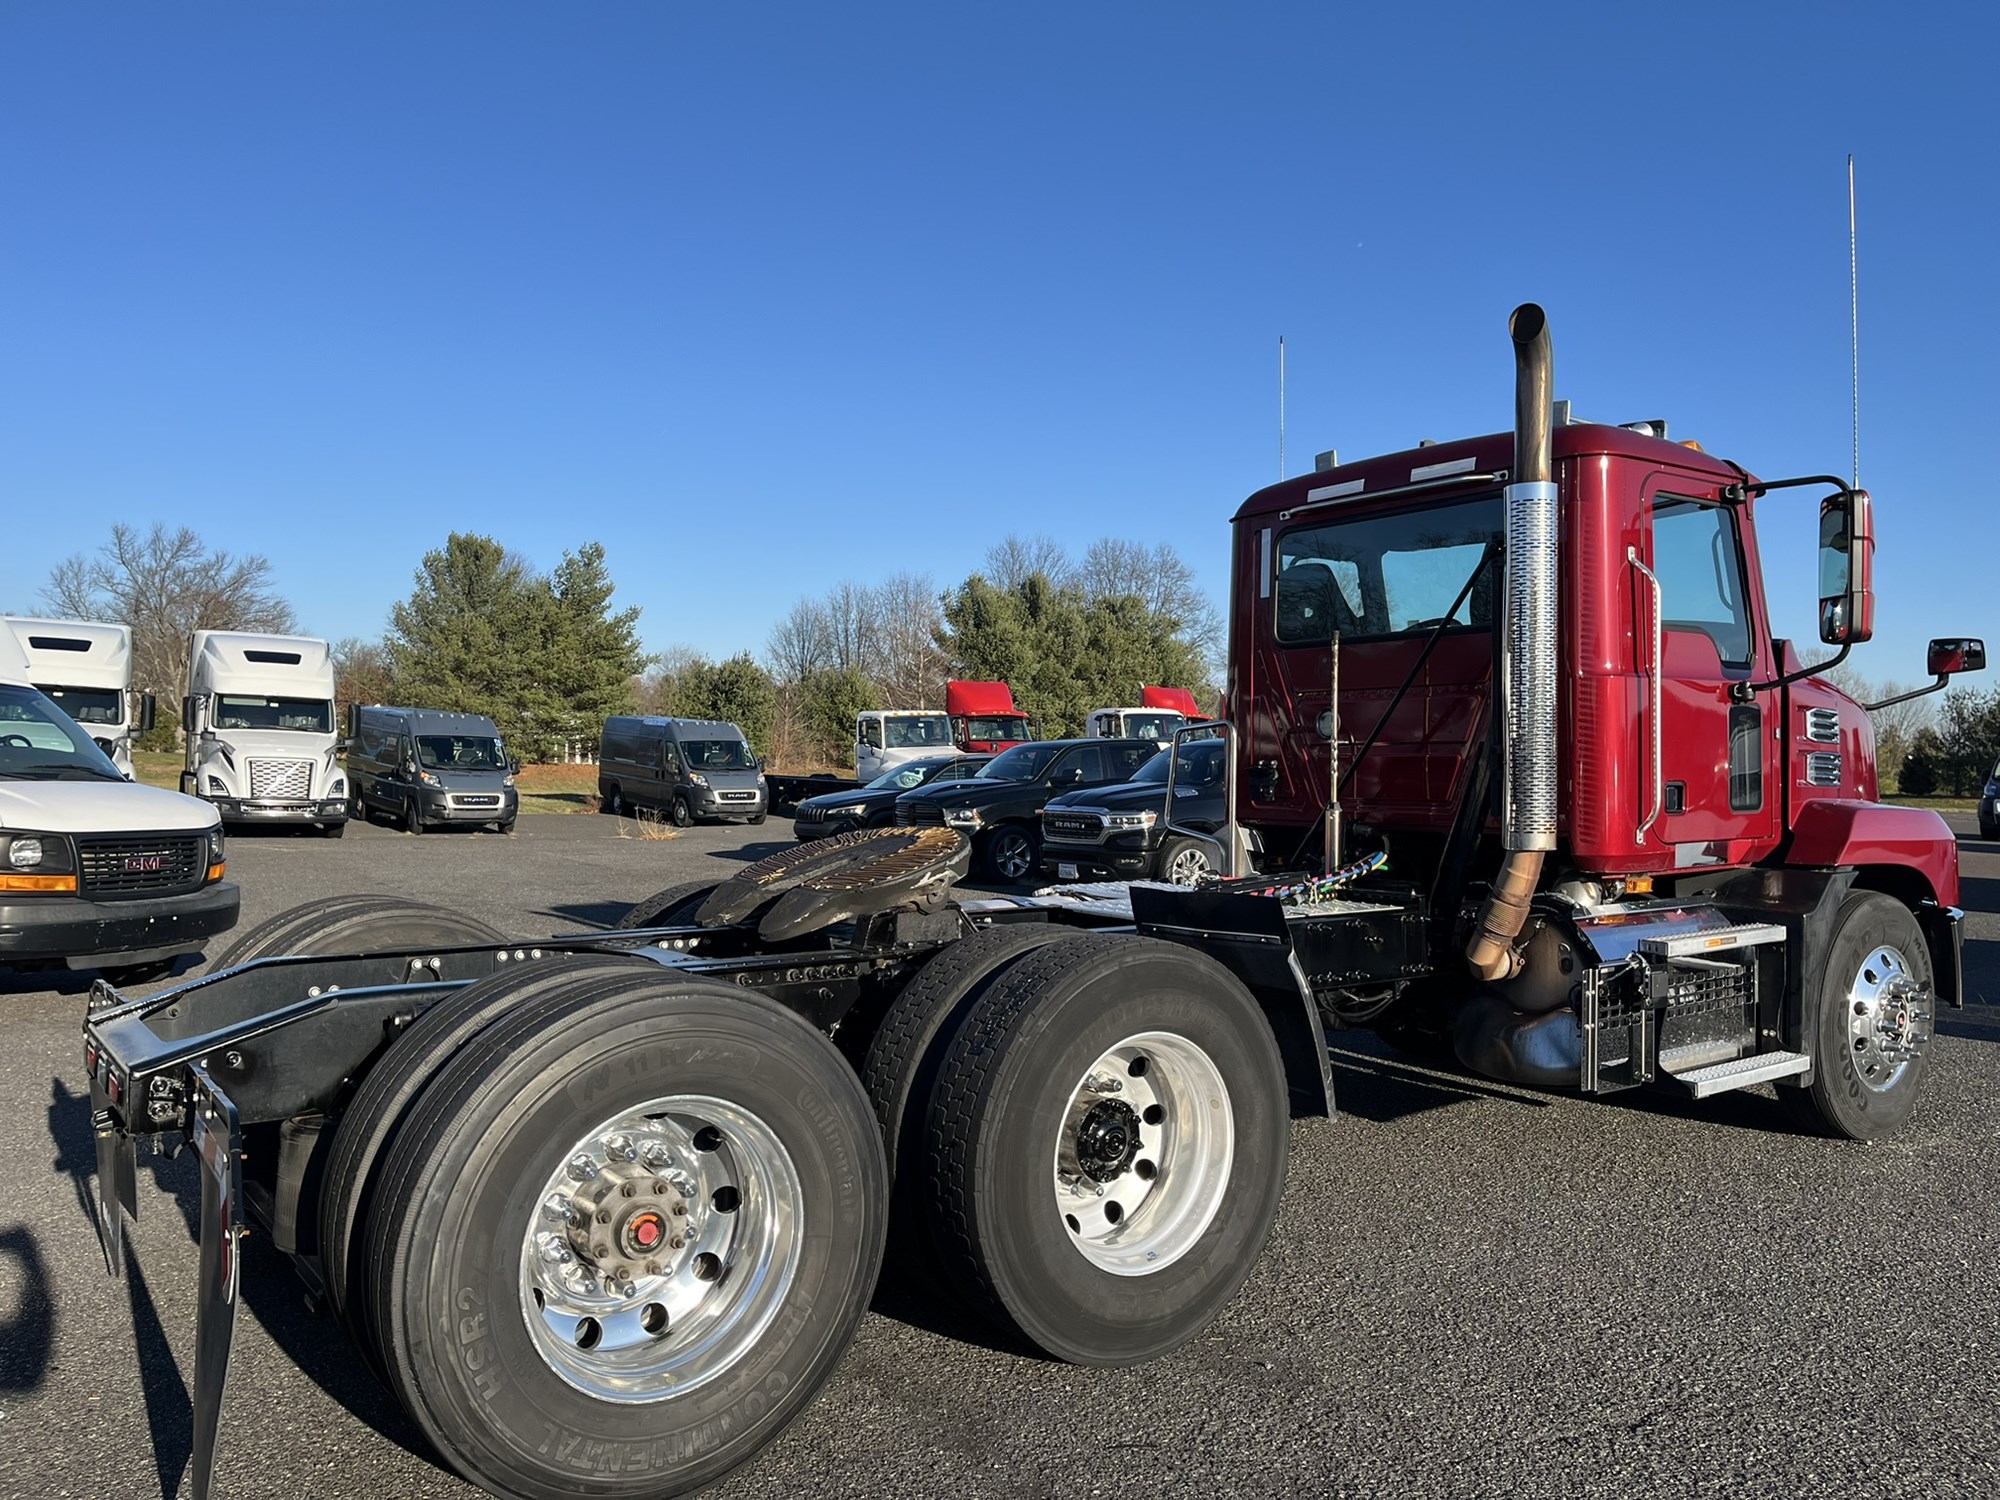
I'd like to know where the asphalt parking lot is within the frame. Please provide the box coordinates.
[2,811,1997,1500]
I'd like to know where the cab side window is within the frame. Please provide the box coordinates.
[1650,498,1751,666]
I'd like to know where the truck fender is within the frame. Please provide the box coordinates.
[1784,799,1959,909]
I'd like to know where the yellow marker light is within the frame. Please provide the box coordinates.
[207,862,227,882]
[1624,875,1654,895]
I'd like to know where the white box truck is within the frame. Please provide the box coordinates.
[181,630,348,835]
[0,634,235,976]
[0,616,154,776]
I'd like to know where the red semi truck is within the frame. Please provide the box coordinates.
[945,677,1036,752]
[82,305,1975,1500]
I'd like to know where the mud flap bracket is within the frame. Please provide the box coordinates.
[189,1063,245,1500]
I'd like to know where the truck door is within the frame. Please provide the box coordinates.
[1642,491,1779,864]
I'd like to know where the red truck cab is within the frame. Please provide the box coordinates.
[948,679,1036,753]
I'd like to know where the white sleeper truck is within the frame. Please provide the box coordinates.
[182,630,349,836]
[0,616,153,776]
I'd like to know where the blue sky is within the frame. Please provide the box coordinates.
[1,2,1993,694]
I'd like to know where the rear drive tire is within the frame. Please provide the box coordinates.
[924,933,1288,1365]
[1779,891,1935,1141]
[210,895,505,972]
[671,793,693,828]
[614,880,721,930]
[317,956,655,1368]
[978,824,1038,884]
[361,976,886,1500]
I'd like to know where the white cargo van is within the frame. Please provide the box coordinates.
[0,617,154,776]
[0,637,236,976]
[182,631,348,836]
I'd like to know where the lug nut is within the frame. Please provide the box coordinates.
[542,1194,573,1222]
[671,1201,687,1216]
[536,1233,573,1265]
[595,1209,612,1225]
[1087,1073,1123,1094]
[567,1154,598,1182]
[606,1135,638,1161]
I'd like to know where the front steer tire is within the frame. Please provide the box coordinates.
[361,976,887,1500]
[1779,891,1935,1141]
[924,933,1288,1366]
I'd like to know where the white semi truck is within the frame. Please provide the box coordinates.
[0,616,154,776]
[854,707,953,781]
[181,630,349,836]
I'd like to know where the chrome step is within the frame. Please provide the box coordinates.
[1638,922,1786,960]
[1666,1049,1810,1098]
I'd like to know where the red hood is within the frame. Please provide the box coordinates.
[1142,685,1202,718]
[947,680,1017,717]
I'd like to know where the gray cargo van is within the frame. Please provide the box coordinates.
[348,705,519,835]
[598,716,767,826]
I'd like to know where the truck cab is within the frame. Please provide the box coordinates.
[947,679,1036,753]
[182,631,348,835]
[1,617,153,777]
[1085,705,1190,750]
[855,709,953,782]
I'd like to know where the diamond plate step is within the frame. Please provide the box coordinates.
[1638,922,1786,960]
[1665,1049,1810,1098]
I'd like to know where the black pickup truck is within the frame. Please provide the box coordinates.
[792,753,991,839]
[1038,737,1227,885]
[894,737,1158,882]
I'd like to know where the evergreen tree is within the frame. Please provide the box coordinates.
[675,653,778,760]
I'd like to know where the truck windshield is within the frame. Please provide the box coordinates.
[214,696,334,733]
[978,743,1061,781]
[36,683,124,725]
[684,740,754,771]
[965,716,1031,742]
[1131,740,1224,786]
[415,736,507,771]
[0,685,123,781]
[884,715,951,750]
[1275,494,1502,644]
[1125,713,1186,741]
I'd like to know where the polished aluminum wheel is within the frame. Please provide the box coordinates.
[1844,942,1931,1092]
[519,1095,801,1401]
[1051,1031,1233,1277]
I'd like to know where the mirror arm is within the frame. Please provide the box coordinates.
[1723,473,1854,504]
[1863,674,1951,712]
[1737,639,1852,701]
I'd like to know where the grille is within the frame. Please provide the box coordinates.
[248,759,313,799]
[719,791,756,802]
[1044,812,1104,841]
[898,802,946,827]
[1804,707,1841,743]
[78,835,205,897]
[1804,751,1842,787]
[452,794,500,808]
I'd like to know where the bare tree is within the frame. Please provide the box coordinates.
[1078,538,1223,657]
[765,599,833,685]
[821,582,874,676]
[636,643,711,716]
[1809,658,1936,789]
[40,523,298,718]
[869,572,948,707]
[984,535,1072,591]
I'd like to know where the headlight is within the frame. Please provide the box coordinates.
[208,827,225,862]
[687,772,709,788]
[8,837,44,870]
[1104,811,1157,830]
[329,777,346,797]
[503,774,516,788]
[0,832,75,890]
[418,771,442,788]
[944,808,983,828]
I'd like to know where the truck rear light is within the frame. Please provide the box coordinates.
[83,1043,99,1076]
[105,1072,123,1106]
[0,873,78,893]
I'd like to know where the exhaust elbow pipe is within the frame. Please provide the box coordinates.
[1467,303,1558,983]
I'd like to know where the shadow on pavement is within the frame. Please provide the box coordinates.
[0,1225,53,1394]
[1325,1040,1557,1124]
[546,901,625,928]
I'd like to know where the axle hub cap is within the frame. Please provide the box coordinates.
[1844,943,1933,1092]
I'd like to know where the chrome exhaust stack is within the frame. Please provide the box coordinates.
[1467,303,1557,983]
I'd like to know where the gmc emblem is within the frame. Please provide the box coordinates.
[122,855,165,873]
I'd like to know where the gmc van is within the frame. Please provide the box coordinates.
[597,717,767,826]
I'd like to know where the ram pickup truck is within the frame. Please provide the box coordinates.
[1040,736,1226,885]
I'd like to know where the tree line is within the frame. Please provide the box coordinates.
[28,525,1219,769]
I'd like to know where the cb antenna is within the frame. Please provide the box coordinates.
[1279,335,1287,480]
[1848,154,1859,489]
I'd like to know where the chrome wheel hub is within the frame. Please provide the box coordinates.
[1166,846,1211,886]
[520,1096,801,1401]
[1052,1031,1233,1277]
[1844,943,1933,1092]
